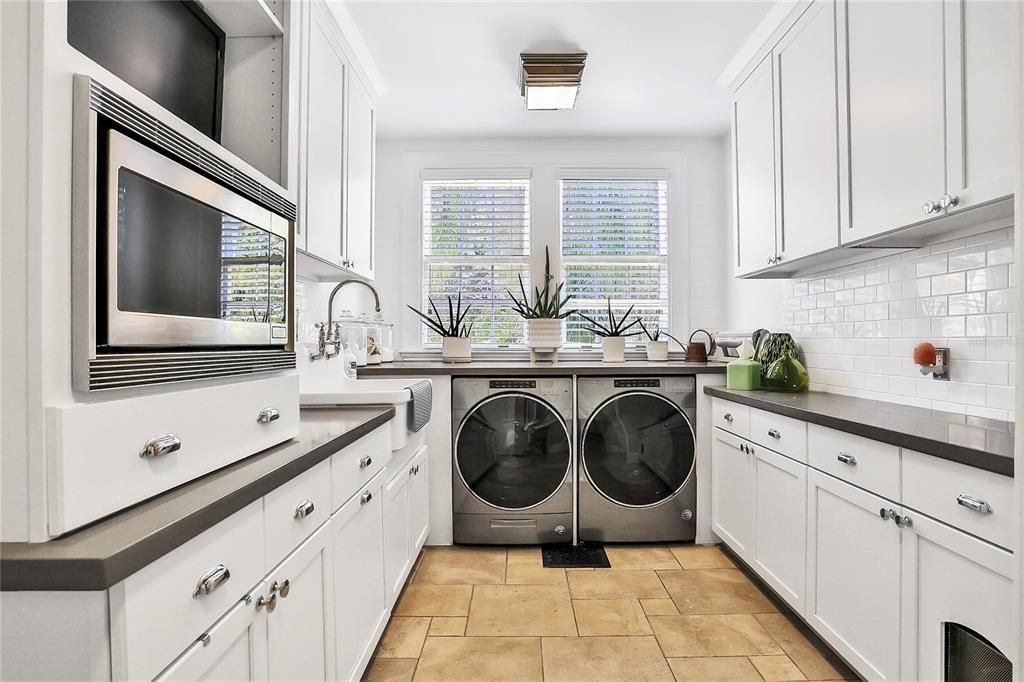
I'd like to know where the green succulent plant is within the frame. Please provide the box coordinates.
[577,300,644,338]
[407,292,473,338]
[638,320,684,347]
[507,247,576,320]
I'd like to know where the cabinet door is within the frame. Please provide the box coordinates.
[844,0,945,243]
[900,512,1016,681]
[345,73,375,279]
[732,55,778,275]
[944,0,1020,212]
[383,465,412,605]
[409,446,430,554]
[301,3,346,264]
[266,523,333,682]
[774,0,840,262]
[806,470,900,680]
[752,446,806,613]
[710,429,754,560]
[155,583,268,681]
[333,472,388,682]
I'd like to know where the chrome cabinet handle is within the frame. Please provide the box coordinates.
[360,490,373,505]
[192,564,230,599]
[880,508,896,522]
[767,428,781,439]
[895,513,913,528]
[294,499,315,519]
[923,199,942,214]
[257,408,280,424]
[256,593,277,613]
[272,579,290,598]
[939,193,959,210]
[359,455,373,469]
[837,452,857,466]
[723,413,734,423]
[956,494,992,513]
[139,434,181,458]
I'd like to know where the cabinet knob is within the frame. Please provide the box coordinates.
[257,407,280,424]
[139,433,181,459]
[837,452,857,466]
[256,593,277,613]
[272,579,290,598]
[192,564,230,599]
[956,493,992,513]
[939,193,959,210]
[361,490,373,505]
[723,413,734,423]
[767,428,781,439]
[923,199,942,214]
[895,513,912,528]
[294,499,315,519]
[359,455,373,469]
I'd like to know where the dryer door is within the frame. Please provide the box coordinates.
[581,392,695,507]
[455,394,571,511]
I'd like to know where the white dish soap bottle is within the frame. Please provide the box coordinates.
[343,342,358,379]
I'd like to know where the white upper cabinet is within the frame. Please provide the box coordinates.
[733,55,778,276]
[345,73,376,280]
[844,0,946,244]
[774,0,840,261]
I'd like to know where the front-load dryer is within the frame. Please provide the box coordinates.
[577,376,696,543]
[452,377,573,545]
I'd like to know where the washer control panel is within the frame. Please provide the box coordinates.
[613,379,661,388]
[489,380,536,389]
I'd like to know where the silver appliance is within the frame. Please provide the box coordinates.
[577,376,697,543]
[452,377,573,545]
[72,76,296,391]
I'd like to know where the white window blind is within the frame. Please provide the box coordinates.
[560,179,670,344]
[422,178,530,346]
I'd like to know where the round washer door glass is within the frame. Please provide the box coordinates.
[456,394,571,510]
[582,393,695,507]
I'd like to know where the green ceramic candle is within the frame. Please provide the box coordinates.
[763,349,809,392]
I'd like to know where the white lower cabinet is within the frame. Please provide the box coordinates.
[332,471,388,682]
[711,429,755,560]
[409,447,430,551]
[752,446,806,612]
[805,470,901,681]
[384,446,431,605]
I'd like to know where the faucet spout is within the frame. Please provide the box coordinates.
[326,279,382,332]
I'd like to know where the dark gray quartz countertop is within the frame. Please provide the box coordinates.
[360,360,728,376]
[0,406,395,591]
[705,387,1014,477]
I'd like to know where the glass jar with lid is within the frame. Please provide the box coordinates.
[378,321,395,362]
[337,310,367,366]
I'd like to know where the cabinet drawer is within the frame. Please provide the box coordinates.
[712,399,750,437]
[902,450,1014,549]
[331,425,391,510]
[111,501,266,682]
[808,424,899,500]
[264,459,331,571]
[48,374,298,535]
[748,407,807,462]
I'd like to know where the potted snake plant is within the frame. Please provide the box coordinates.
[506,247,576,352]
[407,293,474,362]
[638,321,684,362]
[577,301,643,363]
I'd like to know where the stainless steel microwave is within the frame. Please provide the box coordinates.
[73,75,296,391]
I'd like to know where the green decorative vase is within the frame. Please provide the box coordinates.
[755,332,799,382]
[764,349,809,393]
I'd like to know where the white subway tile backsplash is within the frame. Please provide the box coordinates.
[917,296,948,317]
[947,246,986,272]
[966,265,1009,292]
[986,288,1014,313]
[931,272,966,295]
[966,313,1008,337]
[932,316,965,337]
[988,242,1014,265]
[916,254,948,277]
[902,278,931,299]
[948,292,986,315]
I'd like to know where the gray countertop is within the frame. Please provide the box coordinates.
[705,387,1014,477]
[359,360,729,376]
[0,406,395,591]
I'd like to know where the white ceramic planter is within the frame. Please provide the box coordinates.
[602,336,626,363]
[527,318,563,351]
[441,336,472,363]
[646,340,669,362]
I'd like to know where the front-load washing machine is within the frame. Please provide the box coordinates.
[452,377,573,544]
[577,376,696,543]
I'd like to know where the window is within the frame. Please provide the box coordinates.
[560,179,670,344]
[422,178,530,346]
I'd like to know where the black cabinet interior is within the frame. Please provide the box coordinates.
[67,0,224,140]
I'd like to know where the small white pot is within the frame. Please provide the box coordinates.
[527,318,563,351]
[442,336,472,363]
[646,340,669,362]
[601,336,626,363]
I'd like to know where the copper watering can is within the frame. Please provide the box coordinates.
[685,329,716,363]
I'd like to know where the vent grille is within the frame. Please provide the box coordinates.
[88,79,297,221]
[89,350,296,390]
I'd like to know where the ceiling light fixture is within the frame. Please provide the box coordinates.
[520,52,587,111]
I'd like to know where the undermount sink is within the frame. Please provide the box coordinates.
[302,377,430,449]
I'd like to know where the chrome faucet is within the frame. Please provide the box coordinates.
[309,279,383,362]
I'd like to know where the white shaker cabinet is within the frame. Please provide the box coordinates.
[408,446,430,551]
[751,446,806,613]
[806,470,901,681]
[383,461,413,603]
[345,72,376,280]
[710,429,755,560]
[843,0,947,244]
[773,0,841,261]
[732,55,777,276]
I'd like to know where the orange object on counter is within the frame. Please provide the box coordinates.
[913,342,937,366]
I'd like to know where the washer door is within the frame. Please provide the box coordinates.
[455,393,571,511]
[581,392,695,507]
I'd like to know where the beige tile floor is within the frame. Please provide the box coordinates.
[363,545,859,682]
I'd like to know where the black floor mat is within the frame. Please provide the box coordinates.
[542,544,610,569]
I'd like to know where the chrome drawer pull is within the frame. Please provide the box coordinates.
[139,434,181,458]
[272,579,290,598]
[767,428,781,439]
[723,413,734,423]
[360,490,373,505]
[256,593,277,613]
[257,408,280,424]
[192,564,230,599]
[956,494,992,514]
[359,455,373,469]
[294,499,315,519]
[837,452,857,466]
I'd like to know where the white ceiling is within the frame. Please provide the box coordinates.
[345,0,773,138]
